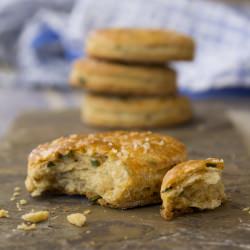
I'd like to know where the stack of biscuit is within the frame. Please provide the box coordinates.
[70,28,195,128]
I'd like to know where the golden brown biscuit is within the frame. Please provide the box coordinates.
[25,131,187,209]
[69,58,177,96]
[82,94,192,128]
[160,158,226,220]
[86,28,195,63]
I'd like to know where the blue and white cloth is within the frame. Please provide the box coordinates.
[1,0,250,93]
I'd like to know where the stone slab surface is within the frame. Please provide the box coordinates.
[0,100,250,250]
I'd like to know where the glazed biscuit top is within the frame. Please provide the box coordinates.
[161,158,224,190]
[28,131,187,171]
[87,28,195,48]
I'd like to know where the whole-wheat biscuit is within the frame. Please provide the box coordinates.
[160,158,226,220]
[25,131,187,209]
[86,28,195,63]
[69,58,177,96]
[82,94,192,128]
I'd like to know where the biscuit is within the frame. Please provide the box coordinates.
[86,28,195,63]
[160,158,226,220]
[69,58,177,96]
[82,94,192,128]
[25,131,187,209]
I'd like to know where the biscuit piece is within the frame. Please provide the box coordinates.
[22,211,49,223]
[17,223,36,231]
[0,209,9,218]
[67,213,86,227]
[86,28,195,63]
[25,131,187,209]
[70,58,177,96]
[160,158,226,220]
[82,94,192,128]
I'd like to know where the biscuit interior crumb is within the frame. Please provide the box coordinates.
[0,209,9,218]
[22,211,49,223]
[67,213,86,227]
[14,187,21,192]
[17,223,36,231]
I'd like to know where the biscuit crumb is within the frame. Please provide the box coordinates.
[19,199,28,205]
[13,192,20,197]
[22,211,49,223]
[17,223,36,231]
[67,213,86,227]
[0,209,9,218]
[83,209,91,215]
[14,187,21,192]
[86,230,91,234]
[16,202,22,211]
[242,207,250,212]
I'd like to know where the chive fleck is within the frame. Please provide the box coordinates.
[90,158,101,167]
[161,187,173,193]
[206,162,217,168]
[60,151,74,161]
[79,77,85,85]
[89,195,101,202]
[47,161,56,168]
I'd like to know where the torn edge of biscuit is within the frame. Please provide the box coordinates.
[160,158,226,220]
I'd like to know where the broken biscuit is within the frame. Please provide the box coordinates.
[25,131,187,208]
[160,158,226,220]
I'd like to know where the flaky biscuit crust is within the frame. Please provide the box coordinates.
[69,58,177,96]
[28,131,186,169]
[82,94,192,128]
[161,158,224,190]
[26,131,187,208]
[86,28,195,63]
[160,158,225,220]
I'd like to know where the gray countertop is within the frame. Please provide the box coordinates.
[0,99,250,249]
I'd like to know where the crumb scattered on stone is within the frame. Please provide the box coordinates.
[17,223,36,231]
[19,199,28,205]
[90,241,95,246]
[242,207,250,212]
[13,192,20,197]
[14,187,21,192]
[67,213,86,227]
[0,209,9,218]
[86,230,91,234]
[10,197,15,201]
[16,202,22,211]
[83,209,91,215]
[22,211,49,223]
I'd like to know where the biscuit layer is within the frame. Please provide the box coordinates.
[82,94,192,128]
[86,28,195,63]
[70,59,177,96]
